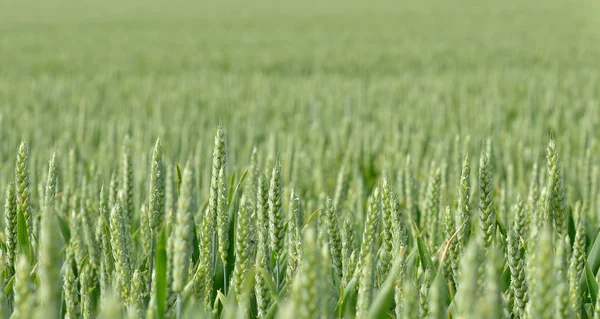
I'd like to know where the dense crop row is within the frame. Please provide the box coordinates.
[0,123,599,318]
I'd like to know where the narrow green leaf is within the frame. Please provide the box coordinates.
[303,209,321,229]
[4,276,14,296]
[155,226,168,319]
[338,277,358,318]
[175,163,182,196]
[264,300,279,319]
[227,170,236,205]
[55,213,71,243]
[413,220,434,272]
[580,229,600,296]
[585,260,598,304]
[366,249,406,319]
[17,208,31,262]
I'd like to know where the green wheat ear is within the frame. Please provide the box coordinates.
[478,151,495,250]
[172,162,194,294]
[526,226,554,319]
[546,139,567,237]
[285,190,302,287]
[555,235,572,319]
[456,237,485,317]
[357,187,379,278]
[148,138,165,234]
[507,228,527,318]
[324,197,342,282]
[402,277,419,319]
[37,155,62,319]
[268,159,284,259]
[209,124,227,253]
[290,227,325,319]
[423,166,441,250]
[110,198,132,305]
[121,135,135,224]
[454,155,471,257]
[254,237,272,319]
[569,203,585,315]
[98,185,114,297]
[15,141,32,245]
[63,244,80,319]
[216,167,230,289]
[4,182,17,285]
[80,261,95,319]
[378,178,394,282]
[12,255,34,319]
[231,196,252,303]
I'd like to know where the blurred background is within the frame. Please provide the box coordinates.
[0,0,599,198]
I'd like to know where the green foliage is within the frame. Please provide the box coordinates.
[0,0,598,317]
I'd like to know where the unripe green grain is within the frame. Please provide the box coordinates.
[15,142,32,245]
[98,289,122,319]
[245,147,259,207]
[526,163,539,233]
[110,200,132,305]
[324,197,342,282]
[452,156,470,278]
[254,242,271,319]
[216,167,230,284]
[456,238,484,317]
[478,152,495,249]
[476,249,502,319]
[356,237,374,319]
[172,163,194,294]
[569,205,585,316]
[402,278,419,319]
[268,160,284,267]
[80,262,95,319]
[37,155,62,319]
[546,139,568,237]
[285,190,302,286]
[4,183,17,283]
[165,163,176,217]
[526,227,554,319]
[340,215,356,288]
[12,255,33,319]
[131,269,145,318]
[378,179,394,282]
[98,186,114,296]
[291,228,325,319]
[419,269,432,318]
[507,228,527,318]
[428,271,448,319]
[442,206,455,281]
[193,206,213,308]
[80,194,100,269]
[209,124,227,253]
[424,167,441,249]
[232,197,252,302]
[63,246,80,319]
[357,187,379,276]
[555,236,572,319]
[121,135,135,226]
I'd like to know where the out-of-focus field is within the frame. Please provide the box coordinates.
[0,1,600,318]
[0,1,598,161]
